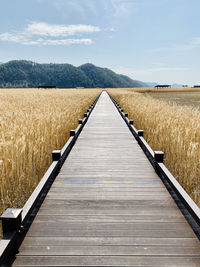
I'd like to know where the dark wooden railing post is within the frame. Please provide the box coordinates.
[138,130,144,137]
[154,151,164,174]
[129,120,134,125]
[0,208,23,236]
[52,150,61,162]
[154,151,164,163]
[70,130,76,137]
[79,119,83,124]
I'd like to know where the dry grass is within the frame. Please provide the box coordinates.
[0,88,101,217]
[108,88,200,206]
[144,91,200,110]
[124,87,200,93]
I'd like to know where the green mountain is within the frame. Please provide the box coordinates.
[0,60,147,88]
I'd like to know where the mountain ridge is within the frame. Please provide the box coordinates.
[0,60,147,88]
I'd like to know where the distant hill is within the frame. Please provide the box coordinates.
[0,60,147,88]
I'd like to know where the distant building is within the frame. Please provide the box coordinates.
[76,87,84,89]
[154,85,171,88]
[38,85,56,89]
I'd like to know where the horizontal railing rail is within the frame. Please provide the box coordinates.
[108,93,200,239]
[0,92,101,265]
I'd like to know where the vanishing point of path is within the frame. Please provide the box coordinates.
[13,92,200,266]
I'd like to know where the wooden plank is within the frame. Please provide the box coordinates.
[13,256,200,266]
[47,188,166,193]
[22,236,200,247]
[49,187,167,192]
[27,221,191,231]
[36,199,178,209]
[18,245,200,256]
[45,195,173,200]
[32,214,186,223]
[37,208,183,216]
[26,229,194,238]
[51,183,164,188]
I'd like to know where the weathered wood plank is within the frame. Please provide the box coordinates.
[36,199,178,209]
[22,236,200,247]
[13,255,200,267]
[27,221,191,231]
[18,245,200,256]
[32,214,187,223]
[52,184,164,188]
[37,208,183,216]
[26,229,195,238]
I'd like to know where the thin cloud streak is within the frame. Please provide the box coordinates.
[40,38,93,45]
[26,22,100,37]
[0,22,99,46]
[0,33,93,45]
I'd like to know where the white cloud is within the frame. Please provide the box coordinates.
[0,33,93,46]
[38,38,93,45]
[0,33,24,43]
[26,22,100,37]
[0,33,38,45]
[0,22,99,46]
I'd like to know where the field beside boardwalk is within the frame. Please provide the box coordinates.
[0,88,101,218]
[108,88,200,206]
[1,86,200,239]
[130,86,200,93]
[145,91,200,110]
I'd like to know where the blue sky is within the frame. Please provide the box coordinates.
[0,0,200,85]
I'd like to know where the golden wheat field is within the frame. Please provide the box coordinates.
[108,88,200,206]
[1,87,200,239]
[129,86,200,93]
[0,88,101,220]
[145,91,200,109]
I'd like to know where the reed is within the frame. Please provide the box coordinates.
[124,87,200,93]
[108,88,200,206]
[0,88,101,216]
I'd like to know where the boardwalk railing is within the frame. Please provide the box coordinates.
[0,93,101,265]
[109,93,200,237]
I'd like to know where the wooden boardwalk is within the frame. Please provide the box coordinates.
[13,92,200,266]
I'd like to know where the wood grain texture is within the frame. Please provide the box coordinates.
[13,92,200,266]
